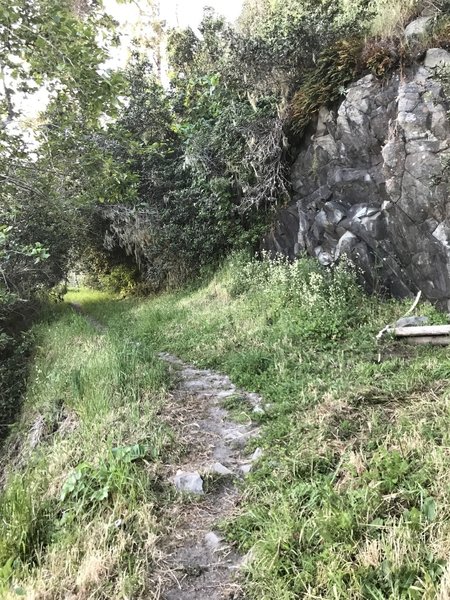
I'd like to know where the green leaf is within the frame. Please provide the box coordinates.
[423,497,437,522]
[112,443,148,463]
[91,486,110,502]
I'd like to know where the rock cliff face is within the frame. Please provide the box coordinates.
[264,58,450,309]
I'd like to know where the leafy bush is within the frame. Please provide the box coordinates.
[97,265,138,295]
[59,444,151,517]
[226,252,362,342]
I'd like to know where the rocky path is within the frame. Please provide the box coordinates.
[158,353,265,600]
[69,302,106,332]
[68,303,264,598]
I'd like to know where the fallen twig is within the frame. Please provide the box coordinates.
[376,291,422,340]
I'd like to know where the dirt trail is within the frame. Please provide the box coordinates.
[158,353,264,600]
[69,302,106,332]
[68,303,263,598]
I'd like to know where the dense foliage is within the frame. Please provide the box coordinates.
[2,0,449,425]
[3,0,450,301]
[0,0,124,432]
[90,0,450,289]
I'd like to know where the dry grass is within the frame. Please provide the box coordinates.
[370,0,422,38]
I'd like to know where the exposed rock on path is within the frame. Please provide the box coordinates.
[66,302,263,598]
[158,353,264,600]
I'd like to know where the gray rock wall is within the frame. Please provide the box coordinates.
[264,64,450,308]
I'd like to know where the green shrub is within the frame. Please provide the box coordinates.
[98,265,138,295]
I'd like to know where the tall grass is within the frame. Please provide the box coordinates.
[124,253,450,599]
[369,0,421,38]
[0,295,172,598]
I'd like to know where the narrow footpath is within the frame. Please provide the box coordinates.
[157,353,264,600]
[70,303,265,599]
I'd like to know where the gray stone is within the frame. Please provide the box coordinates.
[404,16,432,39]
[216,389,236,399]
[336,232,358,258]
[224,429,256,450]
[174,470,204,495]
[316,106,332,136]
[262,67,450,307]
[239,463,252,475]
[209,462,234,476]
[252,405,265,415]
[395,316,429,328]
[424,49,450,69]
[204,531,223,549]
[250,448,263,462]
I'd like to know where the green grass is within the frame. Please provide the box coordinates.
[0,295,174,598]
[1,253,450,598]
[101,253,450,599]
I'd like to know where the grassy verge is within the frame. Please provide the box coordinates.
[1,254,450,598]
[0,292,174,598]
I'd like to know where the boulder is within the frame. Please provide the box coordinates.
[404,16,433,39]
[263,66,450,310]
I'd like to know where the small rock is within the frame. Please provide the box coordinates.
[250,448,263,462]
[252,405,265,415]
[424,48,450,69]
[240,548,255,568]
[204,531,223,549]
[184,379,208,391]
[216,389,236,399]
[225,429,254,449]
[239,463,252,475]
[404,16,432,39]
[395,316,429,328]
[173,470,204,494]
[247,392,263,403]
[209,462,234,476]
